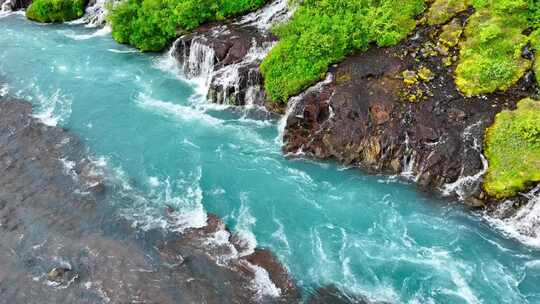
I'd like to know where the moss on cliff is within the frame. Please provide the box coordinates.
[455,1,531,96]
[26,0,84,23]
[260,0,426,102]
[484,98,540,199]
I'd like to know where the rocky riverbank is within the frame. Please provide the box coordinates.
[0,96,302,303]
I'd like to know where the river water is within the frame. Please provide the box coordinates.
[1,13,540,303]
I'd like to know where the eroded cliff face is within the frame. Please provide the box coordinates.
[281,24,536,206]
[0,97,299,303]
[171,0,290,109]
[0,0,31,11]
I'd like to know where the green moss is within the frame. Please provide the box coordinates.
[426,0,470,25]
[454,1,531,96]
[484,98,540,199]
[26,0,85,23]
[439,18,463,48]
[108,0,266,52]
[260,0,426,102]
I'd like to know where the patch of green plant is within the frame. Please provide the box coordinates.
[484,98,540,199]
[455,0,531,96]
[26,0,85,23]
[108,0,266,52]
[426,0,470,25]
[260,0,426,102]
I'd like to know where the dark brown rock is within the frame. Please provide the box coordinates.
[282,25,536,201]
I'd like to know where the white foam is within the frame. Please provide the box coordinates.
[0,83,8,97]
[486,186,540,248]
[107,48,139,54]
[135,93,223,126]
[148,176,160,188]
[277,74,334,145]
[235,193,258,257]
[64,26,111,40]
[249,263,282,299]
[32,88,73,127]
[441,121,487,200]
[237,0,292,31]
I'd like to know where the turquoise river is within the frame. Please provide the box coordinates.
[1,13,540,303]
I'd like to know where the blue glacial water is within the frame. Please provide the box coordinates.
[1,13,540,303]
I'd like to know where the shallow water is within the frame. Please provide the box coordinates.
[1,14,540,303]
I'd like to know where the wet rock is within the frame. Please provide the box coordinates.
[0,96,297,303]
[0,0,31,10]
[282,25,536,201]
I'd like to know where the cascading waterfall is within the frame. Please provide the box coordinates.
[488,186,540,247]
[171,0,291,106]
[183,38,216,90]
[276,74,334,144]
[237,0,292,30]
[442,121,488,200]
[0,0,12,13]
[400,132,417,180]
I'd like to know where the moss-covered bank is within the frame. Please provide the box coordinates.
[26,0,85,23]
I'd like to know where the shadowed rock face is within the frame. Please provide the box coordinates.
[282,24,536,205]
[0,0,32,10]
[172,22,274,107]
[0,97,298,303]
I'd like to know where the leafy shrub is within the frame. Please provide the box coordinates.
[108,0,266,52]
[26,0,85,23]
[455,0,531,96]
[260,0,425,103]
[484,99,540,199]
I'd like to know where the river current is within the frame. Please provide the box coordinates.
[1,13,540,303]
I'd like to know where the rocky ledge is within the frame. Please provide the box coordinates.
[0,96,299,303]
[281,20,536,207]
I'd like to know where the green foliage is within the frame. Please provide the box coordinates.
[455,0,531,96]
[260,0,425,102]
[108,0,266,52]
[426,0,470,25]
[484,99,540,198]
[26,0,85,23]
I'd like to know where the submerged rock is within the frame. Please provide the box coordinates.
[0,96,297,303]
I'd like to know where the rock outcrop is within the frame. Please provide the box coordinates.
[281,24,536,205]
[0,96,298,303]
[0,0,32,11]
[171,0,290,108]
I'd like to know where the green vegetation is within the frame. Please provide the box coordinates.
[260,0,426,102]
[26,0,85,23]
[455,0,532,96]
[108,0,266,52]
[426,0,469,25]
[484,98,540,199]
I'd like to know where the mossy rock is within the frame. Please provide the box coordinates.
[426,0,470,26]
[439,18,463,48]
[26,0,85,23]
[455,7,531,96]
[531,30,540,86]
[484,98,540,199]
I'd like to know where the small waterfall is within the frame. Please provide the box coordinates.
[183,39,216,90]
[276,74,334,144]
[0,0,12,13]
[237,0,292,30]
[210,40,273,106]
[442,121,487,200]
[170,0,291,106]
[401,133,416,179]
[488,186,540,247]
